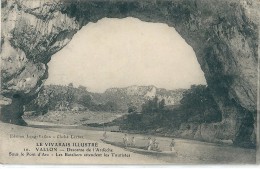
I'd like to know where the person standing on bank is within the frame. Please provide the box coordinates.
[147,137,153,151]
[103,131,108,140]
[153,138,159,151]
[131,136,135,147]
[123,134,129,147]
[170,138,177,153]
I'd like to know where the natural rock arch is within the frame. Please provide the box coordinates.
[1,0,259,147]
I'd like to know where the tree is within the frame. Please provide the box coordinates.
[179,85,221,123]
[159,99,165,110]
[79,94,92,107]
[105,101,118,111]
[127,102,137,113]
[34,91,49,115]
[128,105,137,113]
[141,96,160,113]
[78,85,87,91]
[68,83,74,88]
[152,96,159,112]
[66,85,75,108]
[141,99,152,113]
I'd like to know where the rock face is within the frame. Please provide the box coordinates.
[1,0,259,147]
[93,85,185,111]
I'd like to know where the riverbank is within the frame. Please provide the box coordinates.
[23,110,125,126]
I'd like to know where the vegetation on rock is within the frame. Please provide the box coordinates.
[119,85,222,136]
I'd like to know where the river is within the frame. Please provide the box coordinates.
[26,120,256,164]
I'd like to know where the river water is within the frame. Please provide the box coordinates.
[26,120,256,164]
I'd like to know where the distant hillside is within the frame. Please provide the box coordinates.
[91,85,186,111]
[25,84,186,114]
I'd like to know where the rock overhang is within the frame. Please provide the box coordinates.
[1,0,259,147]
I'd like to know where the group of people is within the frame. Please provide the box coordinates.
[122,134,176,152]
[103,132,176,152]
[123,134,135,147]
[147,137,159,151]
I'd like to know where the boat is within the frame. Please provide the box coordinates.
[100,139,126,148]
[100,139,146,149]
[100,139,176,156]
[125,147,177,156]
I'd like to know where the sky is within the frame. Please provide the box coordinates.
[46,17,206,93]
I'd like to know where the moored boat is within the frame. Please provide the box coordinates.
[125,147,177,156]
[100,139,125,148]
[100,139,147,149]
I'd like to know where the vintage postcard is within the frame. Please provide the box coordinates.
[0,0,259,165]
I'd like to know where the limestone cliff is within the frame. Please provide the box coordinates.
[1,0,259,147]
[92,85,185,111]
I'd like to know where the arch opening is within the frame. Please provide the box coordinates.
[23,17,223,142]
[46,17,207,92]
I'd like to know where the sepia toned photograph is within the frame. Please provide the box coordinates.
[0,0,259,165]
